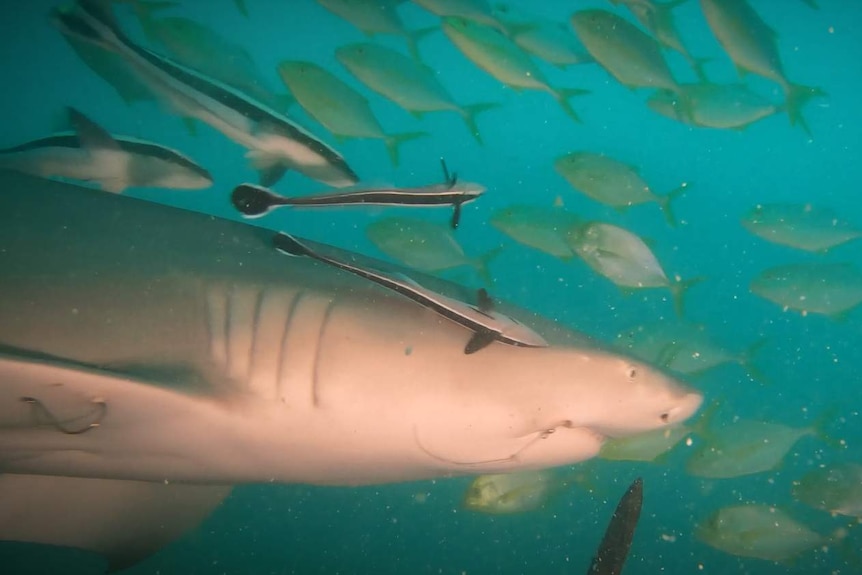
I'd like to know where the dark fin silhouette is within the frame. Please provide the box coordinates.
[464,331,495,354]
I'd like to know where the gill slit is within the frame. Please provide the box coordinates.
[276,290,305,401]
[246,287,265,390]
[311,298,337,408]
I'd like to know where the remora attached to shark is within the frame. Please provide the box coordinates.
[0,172,702,567]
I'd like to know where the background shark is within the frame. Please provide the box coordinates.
[0,172,701,568]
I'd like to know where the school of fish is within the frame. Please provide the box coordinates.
[0,0,859,573]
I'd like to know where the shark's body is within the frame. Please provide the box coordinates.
[0,172,701,568]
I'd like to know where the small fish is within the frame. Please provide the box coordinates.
[490,204,582,260]
[686,416,828,479]
[647,83,782,130]
[610,0,708,80]
[793,463,862,518]
[570,10,682,96]
[554,152,688,226]
[492,3,593,68]
[750,262,862,318]
[59,20,157,106]
[335,42,497,144]
[442,17,589,122]
[412,0,504,31]
[130,3,294,113]
[232,160,484,229]
[366,216,501,283]
[616,321,767,383]
[0,107,211,194]
[699,0,826,135]
[53,1,357,188]
[567,222,701,316]
[599,403,717,463]
[463,470,555,514]
[741,203,862,253]
[277,60,426,167]
[316,0,431,60]
[587,477,643,575]
[695,504,844,563]
[272,232,548,354]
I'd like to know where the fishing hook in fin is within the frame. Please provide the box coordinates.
[20,395,107,435]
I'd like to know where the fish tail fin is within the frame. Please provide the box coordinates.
[690,399,721,438]
[474,246,505,286]
[405,26,436,61]
[785,83,827,137]
[669,274,705,317]
[657,183,689,227]
[690,56,712,82]
[383,131,428,167]
[459,102,499,145]
[273,232,311,258]
[810,405,843,448]
[272,92,296,113]
[738,338,769,385]
[553,87,591,123]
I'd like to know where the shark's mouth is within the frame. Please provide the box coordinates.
[413,421,606,471]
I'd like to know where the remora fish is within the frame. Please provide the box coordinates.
[52,0,357,188]
[0,172,702,566]
[588,477,644,575]
[273,232,545,353]
[232,160,483,229]
[0,107,211,193]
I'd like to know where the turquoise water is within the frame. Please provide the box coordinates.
[2,0,861,573]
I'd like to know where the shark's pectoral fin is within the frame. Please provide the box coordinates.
[0,473,231,572]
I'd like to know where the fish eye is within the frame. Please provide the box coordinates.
[627,367,638,379]
[660,412,670,423]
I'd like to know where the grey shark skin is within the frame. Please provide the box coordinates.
[0,171,702,485]
[0,172,700,567]
[0,171,702,486]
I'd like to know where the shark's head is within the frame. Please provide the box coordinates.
[415,342,704,474]
[524,346,703,435]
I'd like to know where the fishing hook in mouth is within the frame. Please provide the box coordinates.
[19,395,107,435]
[412,420,574,467]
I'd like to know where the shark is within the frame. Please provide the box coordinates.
[0,172,702,569]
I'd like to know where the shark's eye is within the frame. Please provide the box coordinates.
[660,412,670,423]
[628,367,638,379]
